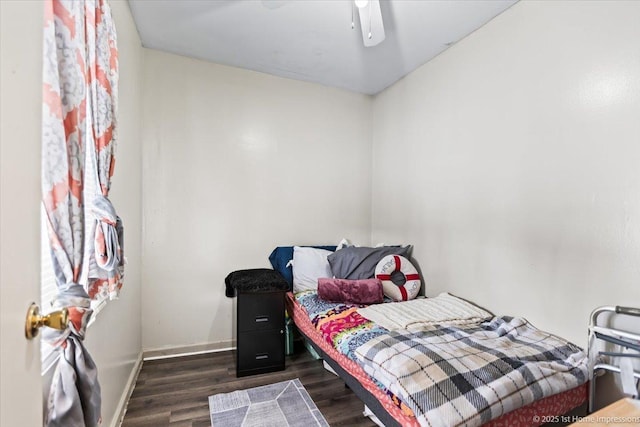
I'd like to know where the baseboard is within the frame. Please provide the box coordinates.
[143,340,236,360]
[111,342,235,426]
[112,351,143,427]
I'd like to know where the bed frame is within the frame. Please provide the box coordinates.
[301,325,403,426]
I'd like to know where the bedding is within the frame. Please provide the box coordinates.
[317,278,383,305]
[292,290,417,425]
[268,245,336,288]
[327,245,412,280]
[355,317,588,427]
[292,246,333,293]
[296,290,387,359]
[357,293,492,331]
[289,290,588,427]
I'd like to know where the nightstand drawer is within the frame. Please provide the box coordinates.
[237,329,285,376]
[237,291,284,332]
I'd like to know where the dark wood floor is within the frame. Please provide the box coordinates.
[122,344,377,427]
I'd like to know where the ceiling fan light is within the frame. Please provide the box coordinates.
[355,0,369,9]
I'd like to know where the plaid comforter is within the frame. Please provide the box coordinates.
[354,316,588,427]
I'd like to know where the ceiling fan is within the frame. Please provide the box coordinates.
[352,0,385,47]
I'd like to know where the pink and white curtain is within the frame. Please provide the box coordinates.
[42,0,122,425]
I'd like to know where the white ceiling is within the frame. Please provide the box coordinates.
[128,0,517,95]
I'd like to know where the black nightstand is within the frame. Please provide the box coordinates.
[236,290,285,377]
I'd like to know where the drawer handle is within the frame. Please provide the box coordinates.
[255,316,269,323]
[255,353,269,360]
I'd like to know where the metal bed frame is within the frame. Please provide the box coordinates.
[588,305,640,413]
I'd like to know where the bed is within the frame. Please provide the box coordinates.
[286,290,588,427]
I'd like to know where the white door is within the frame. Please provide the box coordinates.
[0,1,45,425]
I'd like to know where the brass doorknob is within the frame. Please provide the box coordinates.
[25,302,69,340]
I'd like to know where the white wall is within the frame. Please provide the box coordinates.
[141,50,372,351]
[82,2,144,426]
[1,1,143,426]
[372,0,640,350]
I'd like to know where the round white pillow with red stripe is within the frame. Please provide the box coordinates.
[375,255,421,302]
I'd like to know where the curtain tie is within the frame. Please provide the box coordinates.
[92,195,122,272]
[42,283,93,347]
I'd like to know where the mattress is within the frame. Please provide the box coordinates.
[286,291,587,427]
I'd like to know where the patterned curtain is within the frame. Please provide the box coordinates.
[42,0,121,425]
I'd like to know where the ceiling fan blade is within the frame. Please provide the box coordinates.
[357,0,385,47]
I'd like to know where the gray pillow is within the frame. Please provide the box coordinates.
[328,246,412,280]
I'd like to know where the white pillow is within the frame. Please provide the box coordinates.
[292,246,333,293]
[336,238,357,250]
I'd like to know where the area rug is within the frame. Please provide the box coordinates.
[208,378,329,427]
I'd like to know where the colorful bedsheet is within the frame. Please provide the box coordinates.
[295,291,415,416]
[297,290,387,360]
